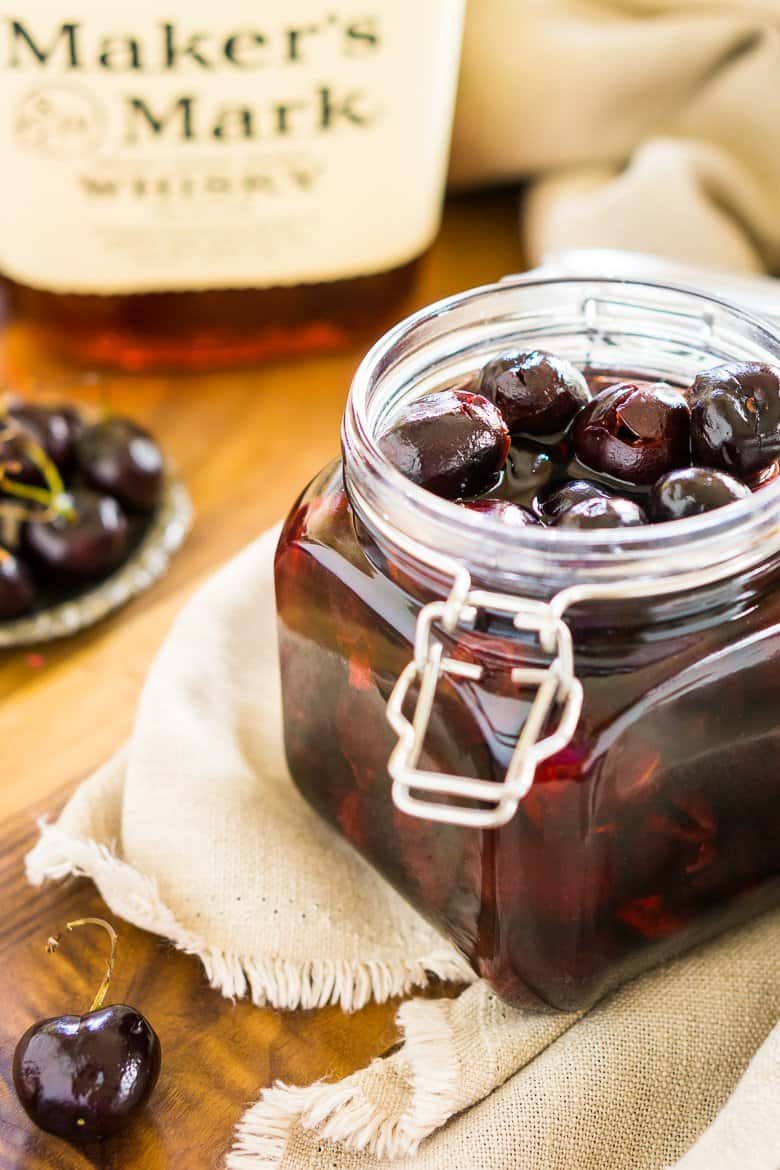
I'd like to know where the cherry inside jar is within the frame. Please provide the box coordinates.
[275,277,780,1011]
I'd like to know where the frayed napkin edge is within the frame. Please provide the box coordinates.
[227,992,462,1167]
[25,819,474,1013]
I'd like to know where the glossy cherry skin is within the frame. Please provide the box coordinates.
[479,349,591,436]
[462,498,540,525]
[25,489,130,579]
[574,381,691,486]
[0,430,42,488]
[690,362,780,478]
[554,496,648,529]
[536,479,610,521]
[13,1005,161,1141]
[1,406,81,486]
[650,467,751,522]
[8,405,82,472]
[77,418,164,514]
[378,389,510,500]
[0,550,37,618]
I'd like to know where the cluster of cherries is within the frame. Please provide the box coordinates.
[0,398,164,620]
[378,350,780,529]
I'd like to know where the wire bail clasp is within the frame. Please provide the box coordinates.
[387,567,584,829]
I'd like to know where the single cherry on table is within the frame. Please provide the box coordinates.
[13,917,161,1142]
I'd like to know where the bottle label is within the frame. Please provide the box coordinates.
[0,2,464,293]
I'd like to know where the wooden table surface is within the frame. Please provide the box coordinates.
[0,191,523,1169]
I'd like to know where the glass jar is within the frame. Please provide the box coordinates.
[275,277,780,1011]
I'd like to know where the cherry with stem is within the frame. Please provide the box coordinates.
[13,916,161,1142]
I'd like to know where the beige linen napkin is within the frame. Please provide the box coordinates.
[27,524,472,1012]
[26,258,780,1167]
[451,0,780,274]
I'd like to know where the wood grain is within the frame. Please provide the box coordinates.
[0,795,431,1170]
[0,190,521,1168]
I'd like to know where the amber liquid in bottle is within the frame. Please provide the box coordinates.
[3,263,418,373]
[0,2,464,371]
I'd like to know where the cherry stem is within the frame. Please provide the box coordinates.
[0,479,53,507]
[46,918,119,1014]
[0,421,75,521]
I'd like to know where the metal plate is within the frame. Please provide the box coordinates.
[0,475,192,648]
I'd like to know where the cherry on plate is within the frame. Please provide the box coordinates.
[554,496,648,530]
[690,362,780,478]
[0,429,42,488]
[25,488,130,579]
[0,548,36,618]
[77,418,164,514]
[13,918,161,1142]
[462,499,540,526]
[378,388,510,500]
[650,467,751,522]
[574,381,691,486]
[479,349,591,436]
[8,405,82,472]
[536,479,610,522]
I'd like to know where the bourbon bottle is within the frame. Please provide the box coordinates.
[0,3,465,370]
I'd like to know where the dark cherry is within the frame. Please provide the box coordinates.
[14,1006,161,1142]
[650,467,751,522]
[479,349,591,436]
[378,388,510,500]
[0,548,37,618]
[25,488,130,579]
[77,418,164,513]
[9,405,82,472]
[0,430,41,488]
[13,919,160,1142]
[555,496,648,530]
[1,406,81,489]
[690,362,780,478]
[574,381,691,486]
[462,499,540,526]
[537,479,610,521]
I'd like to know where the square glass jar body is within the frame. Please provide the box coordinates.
[275,278,780,1010]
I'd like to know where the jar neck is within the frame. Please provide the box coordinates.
[342,275,780,609]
